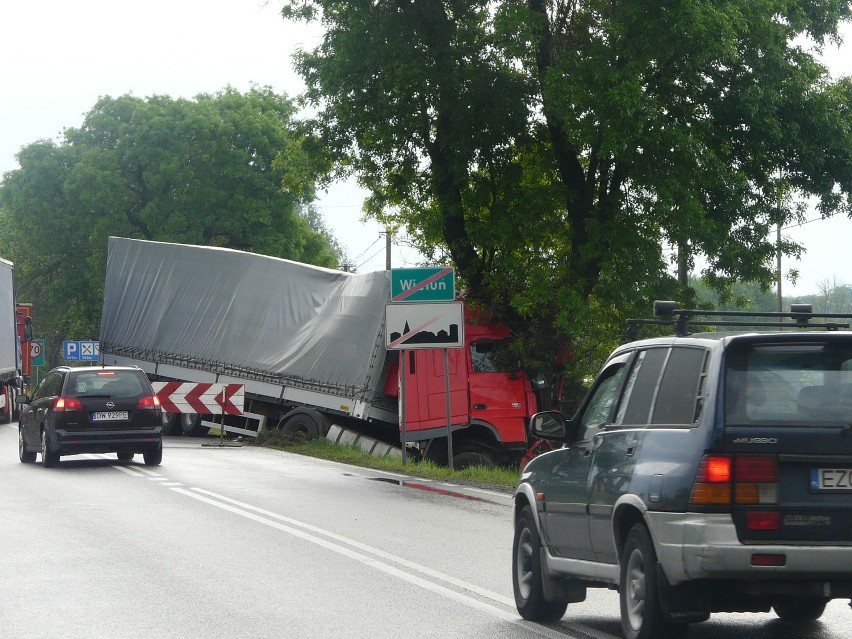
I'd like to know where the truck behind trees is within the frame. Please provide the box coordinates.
[99,237,549,467]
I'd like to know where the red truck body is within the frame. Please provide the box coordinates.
[386,316,535,464]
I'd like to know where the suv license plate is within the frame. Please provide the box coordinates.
[810,468,852,491]
[92,411,129,422]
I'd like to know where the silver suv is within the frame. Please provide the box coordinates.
[513,302,852,638]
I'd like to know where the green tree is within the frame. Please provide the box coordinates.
[0,87,340,368]
[282,0,852,379]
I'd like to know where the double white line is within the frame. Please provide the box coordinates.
[110,459,615,639]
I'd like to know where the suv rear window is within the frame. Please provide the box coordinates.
[725,341,852,425]
[68,370,147,398]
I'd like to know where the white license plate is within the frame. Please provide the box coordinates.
[810,468,852,490]
[92,411,129,422]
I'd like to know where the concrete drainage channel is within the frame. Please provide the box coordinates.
[326,424,403,460]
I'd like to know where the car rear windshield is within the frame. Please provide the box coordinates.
[69,370,147,398]
[725,340,852,426]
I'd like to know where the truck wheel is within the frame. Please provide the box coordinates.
[278,410,327,441]
[620,524,687,639]
[19,426,36,463]
[180,413,205,436]
[513,504,568,622]
[453,450,495,470]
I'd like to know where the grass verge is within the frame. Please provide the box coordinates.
[254,431,520,491]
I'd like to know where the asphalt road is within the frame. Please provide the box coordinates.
[1,426,849,639]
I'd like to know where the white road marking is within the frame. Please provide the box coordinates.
[164,485,575,638]
[110,465,145,477]
[195,486,515,605]
[65,440,619,639]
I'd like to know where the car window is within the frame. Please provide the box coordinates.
[615,348,667,425]
[32,372,63,400]
[652,347,708,425]
[578,361,629,440]
[69,370,147,398]
[725,340,852,425]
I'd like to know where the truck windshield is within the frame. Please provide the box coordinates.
[724,341,852,426]
[470,339,517,373]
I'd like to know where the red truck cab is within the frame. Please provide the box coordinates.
[386,307,539,467]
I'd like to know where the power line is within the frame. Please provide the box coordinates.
[780,214,843,232]
[349,236,381,263]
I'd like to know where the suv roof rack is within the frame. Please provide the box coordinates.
[625,301,852,341]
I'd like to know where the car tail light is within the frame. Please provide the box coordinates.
[690,455,733,505]
[734,455,778,505]
[137,395,161,410]
[54,396,83,412]
[691,454,779,506]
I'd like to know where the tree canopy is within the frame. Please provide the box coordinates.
[282,0,852,375]
[0,86,341,367]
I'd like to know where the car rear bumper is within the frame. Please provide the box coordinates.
[648,512,852,586]
[53,428,162,455]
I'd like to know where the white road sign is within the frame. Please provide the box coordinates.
[385,301,464,350]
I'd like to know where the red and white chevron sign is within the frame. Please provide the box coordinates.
[152,382,244,415]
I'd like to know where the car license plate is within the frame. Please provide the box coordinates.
[810,468,852,491]
[92,411,129,422]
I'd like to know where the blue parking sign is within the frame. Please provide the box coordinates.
[63,341,80,361]
[63,340,99,362]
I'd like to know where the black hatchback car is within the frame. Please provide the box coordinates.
[17,365,163,467]
[513,303,852,639]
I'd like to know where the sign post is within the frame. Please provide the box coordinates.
[386,278,464,469]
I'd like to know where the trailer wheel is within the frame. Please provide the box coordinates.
[277,409,328,442]
[161,412,181,436]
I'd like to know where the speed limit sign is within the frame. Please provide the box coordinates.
[30,339,45,367]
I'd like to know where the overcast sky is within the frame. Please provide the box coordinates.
[1,1,849,293]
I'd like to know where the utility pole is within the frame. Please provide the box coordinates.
[776,224,782,313]
[385,228,392,270]
[776,168,783,314]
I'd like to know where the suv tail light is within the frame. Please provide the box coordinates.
[54,397,83,412]
[137,395,161,410]
[691,454,778,506]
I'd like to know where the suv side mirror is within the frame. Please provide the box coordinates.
[530,410,573,441]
